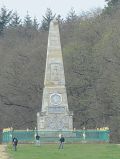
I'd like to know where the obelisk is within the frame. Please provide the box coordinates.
[37,19,73,130]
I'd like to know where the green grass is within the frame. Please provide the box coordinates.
[7,143,120,159]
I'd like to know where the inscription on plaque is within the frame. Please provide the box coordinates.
[50,63,61,81]
[48,106,65,113]
[47,115,65,129]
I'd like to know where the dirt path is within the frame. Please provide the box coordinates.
[0,145,9,159]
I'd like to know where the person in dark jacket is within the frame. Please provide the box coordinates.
[12,137,18,151]
[35,134,40,146]
[58,135,65,149]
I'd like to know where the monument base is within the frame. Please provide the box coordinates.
[37,111,73,130]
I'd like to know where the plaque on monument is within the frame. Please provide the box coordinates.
[50,93,62,105]
[48,106,65,113]
[50,63,61,81]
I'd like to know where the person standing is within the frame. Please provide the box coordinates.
[58,135,65,149]
[12,137,18,151]
[59,133,61,138]
[35,134,40,146]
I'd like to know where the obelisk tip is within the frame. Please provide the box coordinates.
[51,18,58,25]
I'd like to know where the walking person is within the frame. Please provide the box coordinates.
[58,134,65,149]
[12,137,18,151]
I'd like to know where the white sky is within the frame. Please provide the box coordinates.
[0,0,107,21]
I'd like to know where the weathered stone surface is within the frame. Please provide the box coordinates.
[37,19,73,130]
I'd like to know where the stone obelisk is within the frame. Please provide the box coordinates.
[37,19,73,130]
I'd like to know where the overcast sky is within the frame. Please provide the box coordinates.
[0,0,107,21]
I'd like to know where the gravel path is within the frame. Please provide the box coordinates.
[0,145,9,159]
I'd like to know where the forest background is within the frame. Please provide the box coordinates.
[0,0,120,143]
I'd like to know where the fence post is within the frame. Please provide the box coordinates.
[0,129,2,144]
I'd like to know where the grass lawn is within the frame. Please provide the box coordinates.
[7,143,120,159]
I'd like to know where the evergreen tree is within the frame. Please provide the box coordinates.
[104,0,120,14]
[33,17,39,30]
[56,14,64,24]
[10,11,21,27]
[105,0,119,6]
[23,12,32,29]
[0,6,12,34]
[66,8,77,23]
[40,8,55,31]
